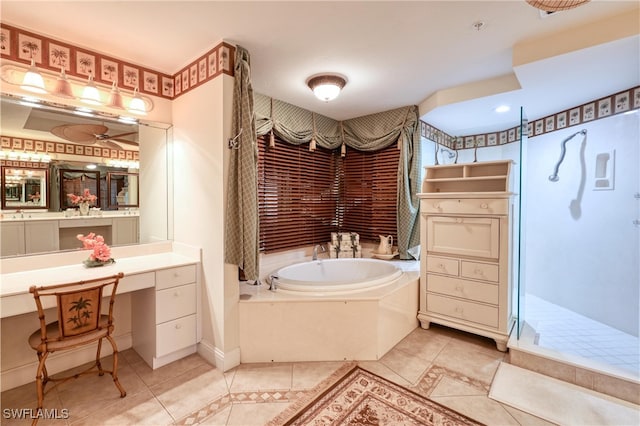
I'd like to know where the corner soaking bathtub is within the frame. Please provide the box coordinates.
[273,258,403,294]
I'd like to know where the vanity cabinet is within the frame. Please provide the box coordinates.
[1,222,25,256]
[0,216,139,256]
[25,220,59,254]
[131,264,199,369]
[418,160,515,351]
[112,216,139,245]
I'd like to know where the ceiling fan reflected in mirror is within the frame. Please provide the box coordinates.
[50,124,138,150]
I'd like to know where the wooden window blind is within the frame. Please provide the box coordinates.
[338,145,399,243]
[258,136,339,252]
[258,136,399,253]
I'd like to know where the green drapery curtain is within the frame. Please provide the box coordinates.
[253,93,421,259]
[224,46,260,280]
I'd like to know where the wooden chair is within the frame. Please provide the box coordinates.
[28,272,127,417]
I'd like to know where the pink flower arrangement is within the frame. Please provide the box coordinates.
[77,233,114,264]
[67,189,97,205]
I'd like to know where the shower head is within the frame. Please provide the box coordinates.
[548,174,559,182]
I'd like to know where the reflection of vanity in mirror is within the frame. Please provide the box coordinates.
[0,96,171,257]
[1,166,49,209]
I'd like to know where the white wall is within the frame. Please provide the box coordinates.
[524,112,639,336]
[171,74,240,370]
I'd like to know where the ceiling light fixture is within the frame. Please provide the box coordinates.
[128,87,147,115]
[107,81,125,109]
[525,0,590,12]
[52,66,74,98]
[20,57,47,94]
[307,74,347,102]
[495,105,511,113]
[80,73,102,105]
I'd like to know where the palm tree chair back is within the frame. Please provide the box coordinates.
[28,272,127,421]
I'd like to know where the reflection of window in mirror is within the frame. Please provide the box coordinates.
[107,172,139,208]
[59,169,100,210]
[1,166,49,210]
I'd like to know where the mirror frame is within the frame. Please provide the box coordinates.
[58,168,101,210]
[1,165,50,210]
[107,171,139,208]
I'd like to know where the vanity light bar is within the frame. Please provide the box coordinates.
[106,159,140,169]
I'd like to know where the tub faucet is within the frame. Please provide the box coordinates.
[269,274,278,291]
[312,244,326,261]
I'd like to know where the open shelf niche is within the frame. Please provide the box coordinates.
[421,160,512,194]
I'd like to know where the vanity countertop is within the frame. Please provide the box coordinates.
[0,211,139,222]
[0,251,197,298]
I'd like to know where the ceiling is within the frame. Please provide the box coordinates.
[1,1,639,136]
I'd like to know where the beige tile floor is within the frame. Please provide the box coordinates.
[0,324,591,425]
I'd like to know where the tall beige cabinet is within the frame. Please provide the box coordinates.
[417,160,515,351]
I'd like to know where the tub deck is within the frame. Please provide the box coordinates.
[239,260,419,363]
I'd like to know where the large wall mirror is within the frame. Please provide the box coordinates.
[0,95,171,257]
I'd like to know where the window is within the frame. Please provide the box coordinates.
[258,136,399,252]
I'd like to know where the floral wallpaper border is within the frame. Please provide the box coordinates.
[0,23,235,100]
[421,86,640,150]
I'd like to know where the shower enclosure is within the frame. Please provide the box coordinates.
[522,109,639,379]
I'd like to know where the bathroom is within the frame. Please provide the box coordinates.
[0,3,638,421]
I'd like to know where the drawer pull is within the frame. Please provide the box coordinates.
[474,268,484,276]
[433,203,440,209]
[175,323,182,330]
[456,218,463,223]
[438,263,445,270]
[173,291,180,297]
[480,203,488,209]
[174,272,180,277]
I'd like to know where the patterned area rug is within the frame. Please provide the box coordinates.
[268,365,484,425]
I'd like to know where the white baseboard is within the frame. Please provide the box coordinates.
[197,340,240,372]
[1,333,132,392]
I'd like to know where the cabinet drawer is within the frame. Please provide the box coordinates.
[426,256,459,276]
[426,216,499,259]
[460,261,499,283]
[156,283,197,324]
[156,314,197,357]
[421,198,508,215]
[427,294,498,328]
[427,274,498,304]
[156,265,197,290]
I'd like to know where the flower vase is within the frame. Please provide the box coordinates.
[79,202,90,216]
[83,258,115,268]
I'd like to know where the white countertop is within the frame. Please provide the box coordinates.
[1,211,139,222]
[0,252,196,298]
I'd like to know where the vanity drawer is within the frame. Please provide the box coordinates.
[426,256,459,276]
[460,261,499,283]
[426,216,500,259]
[156,264,197,290]
[427,274,498,304]
[422,198,508,215]
[156,283,197,324]
[156,314,197,357]
[427,294,498,328]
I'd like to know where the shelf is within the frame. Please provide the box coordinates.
[421,161,512,194]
